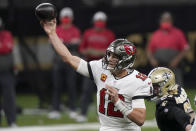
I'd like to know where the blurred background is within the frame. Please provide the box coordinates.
[0,0,196,131]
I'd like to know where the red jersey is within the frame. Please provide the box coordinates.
[148,27,189,53]
[79,28,115,60]
[0,30,14,54]
[56,24,81,44]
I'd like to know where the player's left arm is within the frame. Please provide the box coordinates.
[180,88,195,124]
[167,105,192,130]
[106,85,147,126]
[126,77,152,126]
[188,110,195,125]
[190,95,196,131]
[125,76,152,126]
[191,114,196,131]
[127,99,146,126]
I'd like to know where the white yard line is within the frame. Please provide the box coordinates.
[0,108,157,131]
[0,120,156,131]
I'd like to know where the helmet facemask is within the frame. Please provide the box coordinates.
[103,51,120,71]
[152,81,168,97]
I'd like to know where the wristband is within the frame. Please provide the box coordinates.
[115,99,133,116]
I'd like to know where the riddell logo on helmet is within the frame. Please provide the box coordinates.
[100,73,107,82]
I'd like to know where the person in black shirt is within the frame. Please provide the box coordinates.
[148,67,195,131]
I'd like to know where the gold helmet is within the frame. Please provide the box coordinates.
[148,67,175,98]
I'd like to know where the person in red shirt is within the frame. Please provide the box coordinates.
[56,8,80,46]
[147,12,189,86]
[0,17,17,127]
[79,11,115,61]
[77,11,115,122]
[48,7,81,120]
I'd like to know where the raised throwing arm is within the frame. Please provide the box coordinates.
[41,19,81,70]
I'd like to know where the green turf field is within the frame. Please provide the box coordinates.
[1,88,196,131]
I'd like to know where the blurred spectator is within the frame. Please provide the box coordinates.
[48,7,81,119]
[0,17,17,127]
[146,12,189,86]
[77,11,115,122]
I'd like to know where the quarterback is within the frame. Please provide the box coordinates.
[40,19,152,131]
[148,67,195,131]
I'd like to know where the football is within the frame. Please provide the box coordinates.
[35,3,57,21]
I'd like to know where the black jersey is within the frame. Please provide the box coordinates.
[155,85,192,131]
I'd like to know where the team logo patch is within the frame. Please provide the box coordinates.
[100,73,107,82]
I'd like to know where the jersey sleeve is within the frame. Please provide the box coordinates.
[76,59,90,77]
[132,77,153,100]
[88,59,102,83]
[132,99,146,109]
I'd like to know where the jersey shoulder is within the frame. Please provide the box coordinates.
[171,86,188,104]
[132,70,153,99]
[89,59,102,70]
[158,86,190,107]
[132,70,152,86]
[89,59,104,81]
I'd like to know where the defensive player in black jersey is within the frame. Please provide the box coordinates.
[148,67,195,131]
[190,96,196,131]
